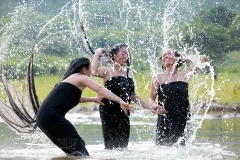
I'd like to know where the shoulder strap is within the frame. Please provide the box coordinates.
[126,68,129,78]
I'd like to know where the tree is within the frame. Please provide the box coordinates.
[226,15,240,51]
[180,6,237,62]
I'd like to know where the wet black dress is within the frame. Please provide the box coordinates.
[156,81,190,146]
[36,82,89,156]
[99,76,134,149]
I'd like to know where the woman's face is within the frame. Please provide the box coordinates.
[161,49,178,67]
[86,64,92,76]
[82,64,92,77]
[113,47,129,66]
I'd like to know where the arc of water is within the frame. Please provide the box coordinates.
[77,0,94,55]
[26,2,73,115]
[187,64,216,146]
[26,0,96,114]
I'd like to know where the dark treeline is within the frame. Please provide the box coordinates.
[0,0,240,78]
[181,6,240,62]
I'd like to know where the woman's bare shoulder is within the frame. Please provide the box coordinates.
[154,72,166,78]
[99,67,111,73]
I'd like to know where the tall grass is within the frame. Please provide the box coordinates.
[34,72,240,105]
[1,71,239,107]
[213,73,240,104]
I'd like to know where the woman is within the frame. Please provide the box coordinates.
[0,57,133,157]
[149,49,206,146]
[91,43,161,149]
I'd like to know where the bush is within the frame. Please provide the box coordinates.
[2,54,72,80]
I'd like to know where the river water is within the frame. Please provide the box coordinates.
[0,110,239,160]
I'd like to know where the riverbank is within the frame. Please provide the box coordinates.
[206,102,240,113]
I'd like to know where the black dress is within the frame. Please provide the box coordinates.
[36,82,89,156]
[99,76,134,149]
[156,81,190,146]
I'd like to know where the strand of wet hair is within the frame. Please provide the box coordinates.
[0,5,68,134]
[78,6,95,56]
[0,67,37,134]
[79,22,94,56]
[25,3,75,115]
[25,10,67,116]
[26,1,94,114]
[27,44,40,115]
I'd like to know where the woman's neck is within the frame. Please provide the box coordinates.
[113,63,125,72]
[165,65,177,75]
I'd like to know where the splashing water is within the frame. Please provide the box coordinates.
[0,0,237,159]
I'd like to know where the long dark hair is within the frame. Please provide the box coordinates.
[0,54,90,134]
[0,52,40,134]
[61,57,90,80]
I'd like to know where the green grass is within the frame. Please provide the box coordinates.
[1,71,239,106]
[35,72,240,105]
[213,51,240,104]
[213,72,240,104]
[187,73,240,105]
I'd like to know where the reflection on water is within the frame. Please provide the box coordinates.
[0,111,239,160]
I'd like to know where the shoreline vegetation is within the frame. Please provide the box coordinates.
[0,72,239,114]
[207,102,240,114]
[1,73,239,115]
[0,1,239,111]
[1,59,239,115]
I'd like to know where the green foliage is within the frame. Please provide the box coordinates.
[226,15,240,51]
[2,54,71,79]
[1,0,240,106]
[217,51,240,74]
[14,71,240,105]
[213,73,240,104]
[90,28,128,48]
[180,5,239,62]
[1,2,239,66]
[181,22,226,60]
[198,5,236,27]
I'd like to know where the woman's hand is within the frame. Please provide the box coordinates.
[151,105,167,114]
[184,58,191,63]
[200,55,206,62]
[95,48,106,56]
[93,95,104,106]
[185,54,206,64]
[119,100,134,115]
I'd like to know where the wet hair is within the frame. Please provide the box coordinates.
[0,53,39,134]
[174,50,185,68]
[0,73,38,134]
[161,50,185,71]
[0,55,90,134]
[109,43,130,66]
[61,57,90,80]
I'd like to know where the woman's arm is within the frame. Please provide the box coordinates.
[80,75,134,115]
[91,48,108,78]
[131,92,163,113]
[80,96,104,105]
[132,92,151,109]
[80,96,95,103]
[149,75,167,114]
[149,75,159,106]
[130,74,153,109]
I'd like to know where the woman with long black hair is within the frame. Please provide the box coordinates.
[0,57,134,157]
[91,43,162,149]
[149,49,206,146]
